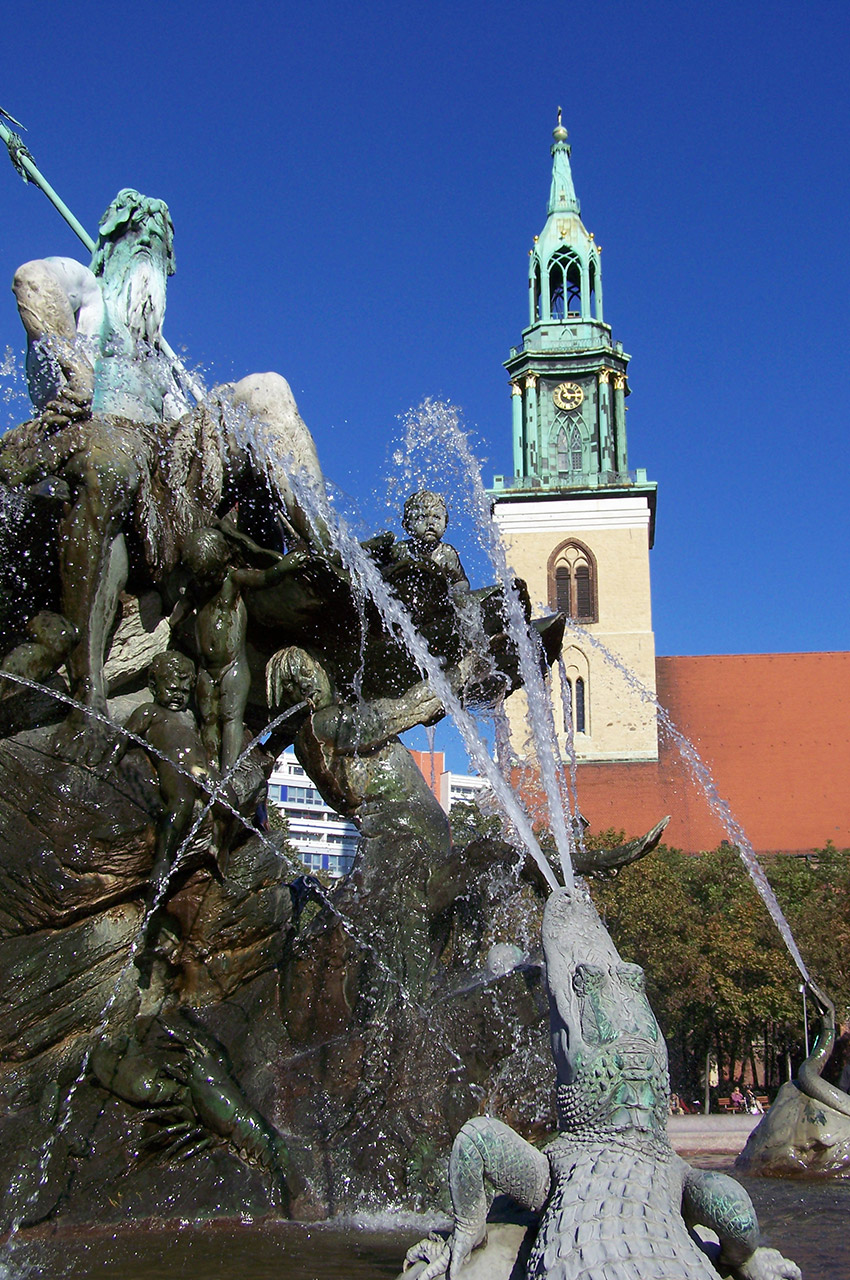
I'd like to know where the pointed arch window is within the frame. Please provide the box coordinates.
[560,647,590,737]
[548,249,582,321]
[566,260,581,314]
[574,677,586,732]
[548,539,597,623]
[563,676,586,734]
[556,423,583,478]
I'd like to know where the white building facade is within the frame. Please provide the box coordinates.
[268,751,491,878]
[438,770,491,812]
[267,752,360,878]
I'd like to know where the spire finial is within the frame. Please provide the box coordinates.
[553,107,568,145]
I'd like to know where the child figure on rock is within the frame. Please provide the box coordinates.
[0,611,78,699]
[390,490,470,598]
[104,650,224,895]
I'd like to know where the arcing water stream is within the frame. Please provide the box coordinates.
[384,396,810,985]
[397,399,576,888]
[564,620,811,984]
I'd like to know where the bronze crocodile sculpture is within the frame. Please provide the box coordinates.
[406,885,800,1280]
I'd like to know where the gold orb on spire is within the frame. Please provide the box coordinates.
[553,105,568,144]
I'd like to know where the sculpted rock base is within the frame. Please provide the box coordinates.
[0,722,301,1229]
[0,714,567,1228]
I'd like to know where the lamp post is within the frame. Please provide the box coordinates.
[799,982,810,1057]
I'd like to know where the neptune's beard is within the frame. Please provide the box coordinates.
[103,248,167,349]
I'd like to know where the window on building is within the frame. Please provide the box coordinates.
[285,785,321,805]
[562,674,588,735]
[556,422,583,478]
[575,564,592,618]
[566,260,581,313]
[575,677,586,732]
[548,249,581,321]
[548,539,597,623]
[555,565,571,614]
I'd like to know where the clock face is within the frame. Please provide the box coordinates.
[553,381,584,411]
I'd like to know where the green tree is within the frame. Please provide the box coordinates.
[589,843,811,1101]
[443,805,850,1101]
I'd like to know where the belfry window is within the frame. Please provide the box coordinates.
[555,566,570,614]
[575,564,592,617]
[548,539,597,623]
[566,261,581,313]
[548,249,582,321]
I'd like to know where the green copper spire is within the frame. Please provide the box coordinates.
[548,107,579,216]
[490,113,655,521]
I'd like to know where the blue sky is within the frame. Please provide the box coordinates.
[2,1,848,768]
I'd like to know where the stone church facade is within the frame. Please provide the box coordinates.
[491,118,849,856]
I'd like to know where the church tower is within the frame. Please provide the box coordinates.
[491,115,659,763]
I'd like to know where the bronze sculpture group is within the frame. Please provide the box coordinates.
[0,187,809,1276]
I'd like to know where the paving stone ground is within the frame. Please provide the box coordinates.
[668,1113,761,1157]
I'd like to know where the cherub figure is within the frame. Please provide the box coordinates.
[180,527,306,772]
[389,490,470,597]
[103,650,220,893]
[0,611,77,700]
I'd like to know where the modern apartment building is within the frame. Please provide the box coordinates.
[270,748,492,877]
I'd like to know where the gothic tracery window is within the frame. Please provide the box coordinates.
[548,539,597,623]
[548,249,582,320]
[556,422,583,477]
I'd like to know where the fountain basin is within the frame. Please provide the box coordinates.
[2,1170,846,1280]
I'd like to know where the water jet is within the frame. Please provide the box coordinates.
[0,134,841,1280]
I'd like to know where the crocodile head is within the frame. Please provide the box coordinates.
[542,885,670,1137]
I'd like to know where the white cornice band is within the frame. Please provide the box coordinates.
[493,494,651,535]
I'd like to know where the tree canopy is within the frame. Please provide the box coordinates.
[588,839,850,1098]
